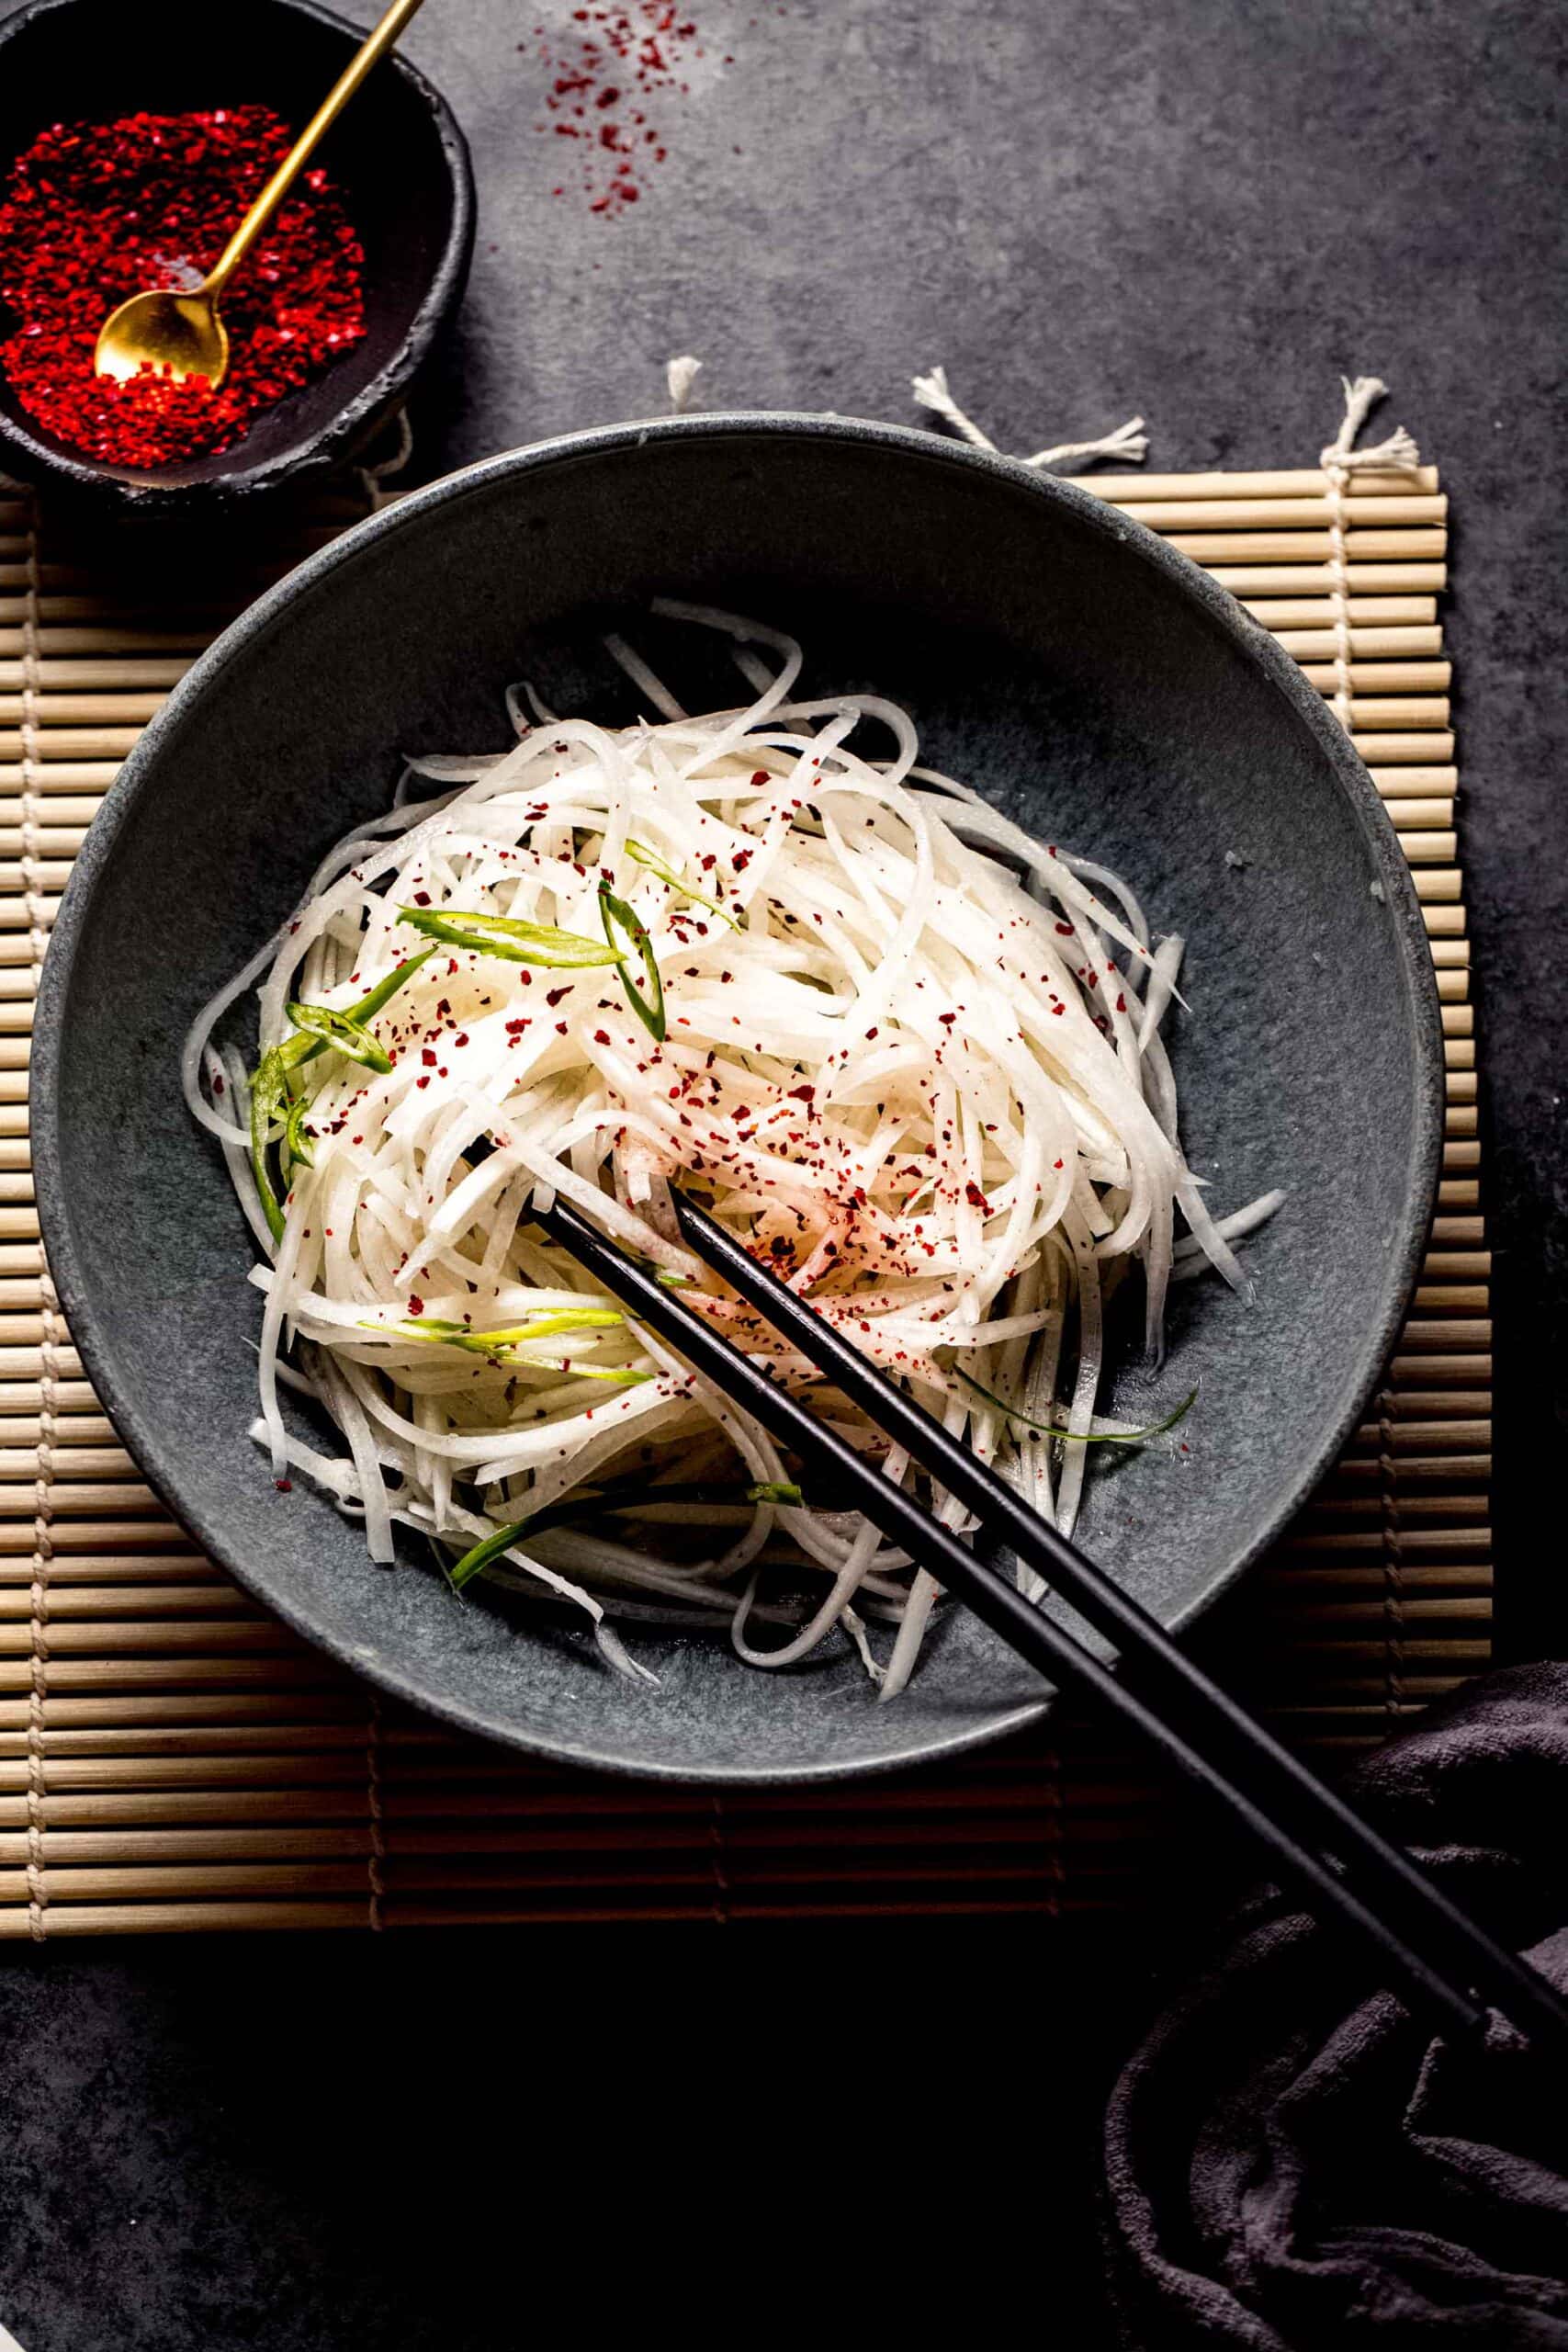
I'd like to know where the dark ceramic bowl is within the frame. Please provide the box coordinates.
[32,418,1444,1781]
[0,0,474,514]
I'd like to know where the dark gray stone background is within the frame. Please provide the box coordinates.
[1,2,1563,2345]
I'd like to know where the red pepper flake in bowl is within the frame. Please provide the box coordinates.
[0,106,366,469]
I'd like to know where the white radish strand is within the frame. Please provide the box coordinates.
[189,613,1280,1695]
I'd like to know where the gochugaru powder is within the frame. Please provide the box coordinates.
[0,106,366,469]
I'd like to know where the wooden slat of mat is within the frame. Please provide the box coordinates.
[0,460,1488,1934]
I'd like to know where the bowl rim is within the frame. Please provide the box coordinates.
[0,0,476,508]
[30,412,1447,1781]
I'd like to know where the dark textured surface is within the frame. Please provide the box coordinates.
[1,0,1563,2343]
[34,418,1442,1779]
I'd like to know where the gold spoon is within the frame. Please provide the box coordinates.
[95,0,426,390]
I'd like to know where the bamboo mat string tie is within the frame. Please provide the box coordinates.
[1320,376,1424,730]
[909,364,1150,470]
[666,354,704,413]
[355,408,414,516]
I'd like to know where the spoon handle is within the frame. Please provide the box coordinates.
[204,0,427,298]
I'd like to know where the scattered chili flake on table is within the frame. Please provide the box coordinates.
[523,3,716,216]
[0,106,366,469]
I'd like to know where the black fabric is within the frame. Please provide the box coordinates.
[1103,1663,1568,2349]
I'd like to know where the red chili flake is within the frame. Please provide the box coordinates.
[750,769,769,786]
[964,1181,991,1213]
[1115,994,1127,1012]
[274,1478,293,1493]
[453,1032,469,1046]
[593,1028,612,1045]
[412,890,432,907]
[545,985,573,1007]
[1055,922,1074,935]
[407,1295,425,1317]
[421,1047,437,1067]
[1052,1003,1066,1016]
[211,1073,225,1094]
[0,107,367,468]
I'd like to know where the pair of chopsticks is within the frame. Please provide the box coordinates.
[536,1191,1568,2061]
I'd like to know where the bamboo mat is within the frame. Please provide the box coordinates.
[0,450,1486,1935]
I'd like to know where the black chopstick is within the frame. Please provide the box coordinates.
[666,1190,1568,2062]
[536,1193,1563,2057]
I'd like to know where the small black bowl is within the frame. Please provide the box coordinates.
[0,0,475,514]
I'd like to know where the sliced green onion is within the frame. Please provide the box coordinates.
[284,1001,393,1074]
[359,1307,627,1356]
[451,1479,792,1577]
[747,1479,803,1506]
[626,837,741,932]
[396,905,625,968]
[282,1092,315,1171]
[286,951,434,1071]
[357,1317,467,1342]
[598,880,666,1042]
[463,1309,626,1348]
[344,945,435,1023]
[655,1269,694,1286]
[954,1366,1197,1445]
[248,1048,289,1243]
[447,1518,529,1593]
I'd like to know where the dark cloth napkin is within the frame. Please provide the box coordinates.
[1102,1662,1568,2349]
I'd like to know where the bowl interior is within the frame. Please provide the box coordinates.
[0,0,468,492]
[33,421,1440,1780]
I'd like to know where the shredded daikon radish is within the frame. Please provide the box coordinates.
[186,608,1280,1697]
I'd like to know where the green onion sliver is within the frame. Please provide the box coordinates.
[626,837,740,932]
[396,905,624,968]
[245,954,434,1242]
[282,1092,315,1171]
[345,945,435,1023]
[358,1308,629,1357]
[248,1048,289,1243]
[447,1518,528,1593]
[955,1366,1197,1445]
[283,1001,393,1074]
[598,880,666,1042]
